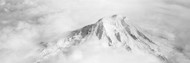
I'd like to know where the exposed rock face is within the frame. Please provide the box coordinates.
[36,15,189,63]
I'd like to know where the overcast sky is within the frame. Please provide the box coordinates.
[0,0,190,63]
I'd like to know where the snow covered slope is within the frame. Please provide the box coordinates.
[36,15,190,63]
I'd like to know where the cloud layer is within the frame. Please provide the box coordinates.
[0,0,190,63]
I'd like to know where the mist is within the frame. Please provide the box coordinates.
[0,0,190,63]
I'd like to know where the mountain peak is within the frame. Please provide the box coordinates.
[100,14,127,26]
[36,15,153,62]
[36,15,182,63]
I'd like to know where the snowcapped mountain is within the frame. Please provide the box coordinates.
[36,15,189,63]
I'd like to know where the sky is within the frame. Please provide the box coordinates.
[0,0,190,63]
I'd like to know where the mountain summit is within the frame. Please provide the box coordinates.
[36,15,189,63]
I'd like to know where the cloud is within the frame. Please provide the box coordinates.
[0,0,79,63]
